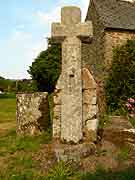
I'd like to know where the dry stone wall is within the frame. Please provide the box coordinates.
[16,92,50,135]
[53,88,61,139]
[82,68,98,142]
[53,68,98,142]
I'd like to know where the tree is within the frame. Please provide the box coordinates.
[28,40,61,92]
[16,79,37,92]
[105,40,135,112]
[0,76,5,80]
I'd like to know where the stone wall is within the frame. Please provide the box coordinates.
[104,30,135,72]
[82,0,105,79]
[16,92,50,135]
[82,68,98,142]
[53,88,61,139]
[53,68,98,142]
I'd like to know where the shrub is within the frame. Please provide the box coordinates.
[105,40,135,112]
[46,161,74,180]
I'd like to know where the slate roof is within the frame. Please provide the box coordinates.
[86,0,135,30]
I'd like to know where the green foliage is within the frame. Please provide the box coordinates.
[46,161,74,180]
[79,167,135,180]
[0,126,52,179]
[0,96,16,124]
[0,77,37,93]
[129,117,135,127]
[99,114,110,129]
[105,40,135,112]
[0,93,16,99]
[117,147,129,162]
[16,79,37,92]
[0,128,52,155]
[0,78,14,92]
[0,76,5,80]
[28,40,61,92]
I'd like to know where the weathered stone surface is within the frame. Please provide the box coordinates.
[53,104,61,138]
[53,82,61,139]
[54,142,96,162]
[53,91,61,105]
[82,68,96,90]
[52,6,93,143]
[16,92,50,135]
[61,36,82,143]
[82,68,98,141]
[83,89,96,104]
[103,116,135,146]
[61,6,81,25]
[86,119,98,131]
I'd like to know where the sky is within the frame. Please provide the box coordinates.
[0,0,89,79]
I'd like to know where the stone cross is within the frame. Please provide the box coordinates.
[52,6,93,143]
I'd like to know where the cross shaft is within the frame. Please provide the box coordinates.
[52,6,93,143]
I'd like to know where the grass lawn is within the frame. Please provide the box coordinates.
[0,94,135,179]
[0,95,52,179]
[0,95,16,135]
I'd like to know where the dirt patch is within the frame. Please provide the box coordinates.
[32,144,57,175]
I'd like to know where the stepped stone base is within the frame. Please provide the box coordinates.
[103,116,135,147]
[53,142,96,162]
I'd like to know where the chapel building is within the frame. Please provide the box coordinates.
[82,0,135,112]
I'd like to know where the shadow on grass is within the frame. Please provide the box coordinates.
[0,93,16,99]
[80,167,135,180]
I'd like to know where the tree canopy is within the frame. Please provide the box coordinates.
[28,40,61,92]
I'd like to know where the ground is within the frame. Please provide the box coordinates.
[0,97,16,133]
[0,94,135,180]
[0,94,55,179]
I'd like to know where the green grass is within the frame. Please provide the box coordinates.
[0,129,52,155]
[0,95,16,124]
[79,167,135,180]
[1,94,135,180]
[0,126,52,179]
[116,147,130,162]
[129,117,135,128]
[0,95,53,179]
[46,161,75,180]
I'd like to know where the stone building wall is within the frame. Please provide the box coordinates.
[16,92,50,135]
[82,0,106,113]
[82,29,135,113]
[82,0,135,113]
[104,30,135,72]
[82,0,105,79]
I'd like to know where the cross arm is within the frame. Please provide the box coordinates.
[51,23,67,38]
[76,21,93,37]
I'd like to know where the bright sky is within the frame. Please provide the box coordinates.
[0,0,89,79]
